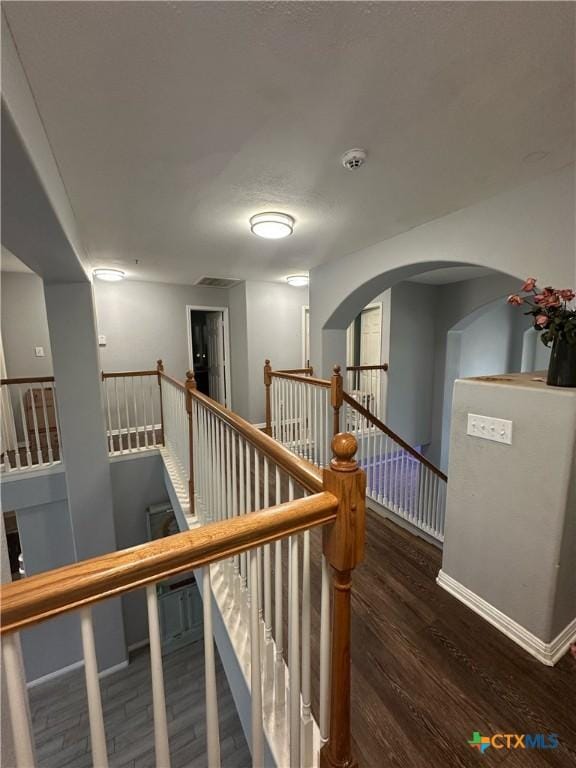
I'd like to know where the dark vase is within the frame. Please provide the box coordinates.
[546,336,576,387]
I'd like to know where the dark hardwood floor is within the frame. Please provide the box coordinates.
[306,508,576,767]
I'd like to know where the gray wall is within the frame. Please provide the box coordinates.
[442,375,576,644]
[93,279,229,377]
[110,453,170,649]
[1,272,52,377]
[386,283,437,446]
[228,282,249,419]
[18,500,83,683]
[245,281,308,424]
[227,281,308,424]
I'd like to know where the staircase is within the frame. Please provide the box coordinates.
[1,364,366,768]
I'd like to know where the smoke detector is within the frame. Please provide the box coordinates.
[341,148,367,170]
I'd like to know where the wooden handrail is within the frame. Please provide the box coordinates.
[277,367,314,375]
[191,387,323,494]
[1,376,54,385]
[270,370,331,388]
[101,369,158,379]
[0,492,338,635]
[158,370,187,392]
[346,363,389,372]
[342,392,447,481]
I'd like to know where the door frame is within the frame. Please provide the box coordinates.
[186,305,232,409]
[301,305,310,367]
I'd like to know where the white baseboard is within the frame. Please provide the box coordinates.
[27,658,129,688]
[437,570,576,666]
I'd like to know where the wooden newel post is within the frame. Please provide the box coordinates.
[264,359,272,436]
[331,365,343,438]
[321,433,365,768]
[156,360,165,446]
[185,370,197,514]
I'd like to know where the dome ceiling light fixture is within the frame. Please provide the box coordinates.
[250,212,294,239]
[286,275,309,287]
[93,268,126,282]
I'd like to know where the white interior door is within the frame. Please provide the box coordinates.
[206,312,226,405]
[359,305,382,414]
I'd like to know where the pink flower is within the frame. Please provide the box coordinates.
[559,289,575,301]
[535,314,549,328]
[507,294,524,305]
[534,291,561,308]
[522,277,537,292]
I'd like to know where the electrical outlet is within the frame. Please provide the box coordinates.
[34,346,45,358]
[467,413,512,445]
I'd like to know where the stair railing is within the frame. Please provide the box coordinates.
[101,362,164,454]
[1,374,366,768]
[0,375,63,472]
[265,359,447,541]
[345,363,388,421]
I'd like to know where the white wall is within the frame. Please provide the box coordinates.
[310,166,575,376]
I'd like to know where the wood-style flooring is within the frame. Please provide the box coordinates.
[307,509,576,768]
[29,641,250,768]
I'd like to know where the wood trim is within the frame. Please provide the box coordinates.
[342,392,447,481]
[158,370,187,392]
[1,376,55,385]
[190,388,323,494]
[270,371,331,388]
[0,493,337,635]
[101,370,157,379]
[345,364,389,372]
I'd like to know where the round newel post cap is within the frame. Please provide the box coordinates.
[156,359,164,372]
[185,369,197,389]
[333,364,342,376]
[265,359,271,367]
[331,433,358,472]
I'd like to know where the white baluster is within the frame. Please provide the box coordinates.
[274,467,284,701]
[79,607,108,768]
[17,386,32,468]
[319,554,331,746]
[39,383,54,464]
[2,633,36,767]
[249,549,264,768]
[288,523,301,767]
[146,585,170,767]
[131,378,139,449]
[202,567,221,767]
[301,527,313,767]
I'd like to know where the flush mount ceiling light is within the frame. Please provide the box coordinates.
[250,212,294,239]
[286,275,309,287]
[93,268,125,282]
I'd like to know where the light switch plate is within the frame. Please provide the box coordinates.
[34,346,45,358]
[467,413,512,444]
[98,335,107,346]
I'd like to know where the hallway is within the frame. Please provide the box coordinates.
[309,510,576,767]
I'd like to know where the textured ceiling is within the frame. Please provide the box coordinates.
[3,1,574,284]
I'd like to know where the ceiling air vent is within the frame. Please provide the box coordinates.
[195,276,241,288]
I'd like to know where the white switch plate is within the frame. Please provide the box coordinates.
[98,335,107,346]
[34,346,45,358]
[467,413,512,445]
